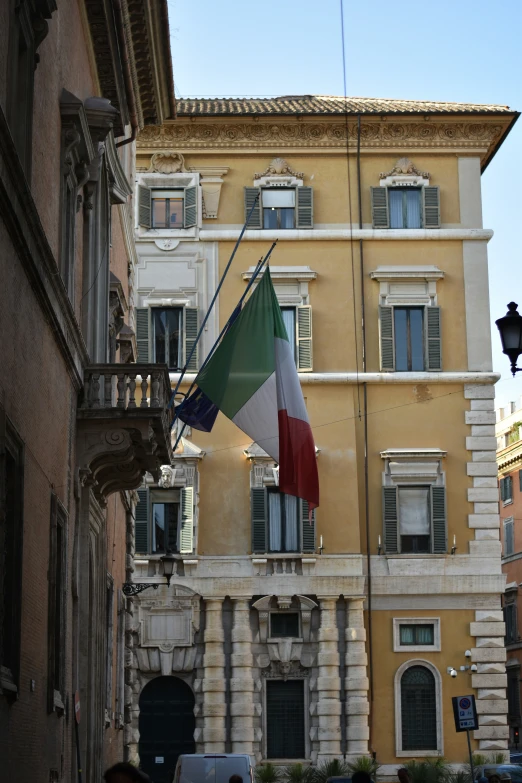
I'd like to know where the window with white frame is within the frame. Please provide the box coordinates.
[393,618,441,652]
[244,180,313,230]
[371,158,440,230]
[135,306,198,371]
[151,189,185,228]
[137,173,198,231]
[135,487,192,555]
[242,266,316,372]
[381,449,447,555]
[371,266,444,372]
[395,659,442,757]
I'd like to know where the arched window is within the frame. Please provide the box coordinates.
[401,665,437,751]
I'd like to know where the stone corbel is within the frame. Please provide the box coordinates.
[192,167,229,219]
[252,596,272,642]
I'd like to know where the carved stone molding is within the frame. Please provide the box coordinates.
[150,151,187,174]
[137,121,504,162]
[380,157,429,180]
[193,166,230,219]
[261,661,311,680]
[254,157,304,180]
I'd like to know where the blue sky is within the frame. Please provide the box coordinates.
[167,0,522,409]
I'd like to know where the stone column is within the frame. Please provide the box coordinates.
[230,598,255,756]
[202,598,226,751]
[316,597,342,760]
[345,598,370,758]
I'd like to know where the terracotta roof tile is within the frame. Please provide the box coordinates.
[176,95,514,116]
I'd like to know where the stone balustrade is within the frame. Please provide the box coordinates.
[81,363,173,420]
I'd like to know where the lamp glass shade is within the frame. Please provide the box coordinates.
[160,552,176,579]
[496,303,522,360]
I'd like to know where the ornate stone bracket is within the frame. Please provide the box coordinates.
[150,151,187,173]
[379,156,430,187]
[255,157,304,180]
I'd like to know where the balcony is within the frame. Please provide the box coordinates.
[76,364,173,503]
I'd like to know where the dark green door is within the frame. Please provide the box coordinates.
[139,676,196,783]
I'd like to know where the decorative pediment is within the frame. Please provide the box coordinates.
[379,157,430,187]
[173,436,205,460]
[150,151,187,174]
[255,157,304,180]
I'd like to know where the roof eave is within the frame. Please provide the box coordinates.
[481,111,520,173]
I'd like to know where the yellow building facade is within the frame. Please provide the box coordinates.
[126,97,518,778]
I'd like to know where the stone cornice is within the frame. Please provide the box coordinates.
[137,118,509,168]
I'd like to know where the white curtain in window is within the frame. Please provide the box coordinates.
[285,495,298,551]
[269,493,282,551]
[406,190,421,228]
[281,309,296,360]
[389,190,403,228]
[262,189,295,208]
[416,625,434,644]
[399,487,430,535]
[400,625,415,644]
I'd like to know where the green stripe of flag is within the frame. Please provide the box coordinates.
[197,268,288,420]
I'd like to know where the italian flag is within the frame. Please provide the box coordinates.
[197,268,319,510]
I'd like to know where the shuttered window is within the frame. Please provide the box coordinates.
[379,305,442,372]
[266,680,305,759]
[244,187,313,229]
[401,666,437,751]
[138,185,198,229]
[504,517,515,557]
[281,307,313,372]
[251,488,316,554]
[135,487,194,555]
[507,669,521,720]
[383,485,447,554]
[371,186,440,229]
[134,307,199,371]
[501,475,514,504]
[505,602,517,644]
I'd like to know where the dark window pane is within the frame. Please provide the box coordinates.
[281,308,296,362]
[152,502,179,554]
[263,208,278,229]
[394,308,408,370]
[152,198,168,228]
[152,308,181,369]
[401,535,430,554]
[280,208,295,229]
[271,613,300,638]
[400,624,434,645]
[168,198,184,228]
[401,666,437,750]
[266,680,305,758]
[410,308,424,370]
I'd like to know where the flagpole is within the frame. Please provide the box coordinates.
[167,193,260,411]
[170,242,277,451]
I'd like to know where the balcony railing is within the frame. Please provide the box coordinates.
[80,364,173,423]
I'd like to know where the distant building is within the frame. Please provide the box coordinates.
[127,95,518,777]
[497,399,522,747]
[0,3,174,782]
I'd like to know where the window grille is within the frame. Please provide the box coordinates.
[401,665,437,750]
[266,680,305,758]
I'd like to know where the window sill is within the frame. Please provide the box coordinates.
[503,500,514,507]
[396,750,442,758]
[395,645,438,653]
[267,637,304,644]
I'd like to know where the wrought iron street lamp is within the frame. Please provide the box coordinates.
[122,551,177,596]
[496,302,522,376]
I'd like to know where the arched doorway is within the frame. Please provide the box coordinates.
[139,676,195,783]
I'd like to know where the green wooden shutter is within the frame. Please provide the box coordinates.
[371,187,389,229]
[301,499,316,553]
[426,306,442,371]
[506,475,513,502]
[504,518,515,556]
[519,470,522,492]
[251,488,267,553]
[296,187,313,229]
[422,186,440,229]
[180,486,194,554]
[138,185,151,228]
[431,486,447,554]
[184,185,197,228]
[135,488,149,554]
[500,478,506,502]
[383,486,398,554]
[297,305,313,371]
[379,305,395,370]
[184,307,198,371]
[136,307,150,363]
[244,187,262,228]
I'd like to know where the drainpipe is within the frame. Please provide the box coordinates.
[112,0,139,148]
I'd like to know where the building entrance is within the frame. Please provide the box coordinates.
[139,676,196,783]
